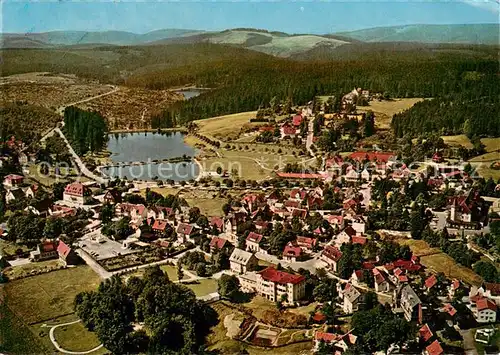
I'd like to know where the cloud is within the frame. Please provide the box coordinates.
[461,0,500,14]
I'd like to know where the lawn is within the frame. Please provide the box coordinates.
[184,197,227,217]
[396,239,441,257]
[53,320,103,352]
[182,278,218,297]
[441,135,473,149]
[193,111,258,140]
[357,98,424,129]
[4,265,101,324]
[420,253,482,286]
[201,149,314,181]
[0,239,30,257]
[0,300,48,354]
[3,259,62,279]
[469,137,500,180]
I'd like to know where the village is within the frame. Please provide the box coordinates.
[0,87,499,355]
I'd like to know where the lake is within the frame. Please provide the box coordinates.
[101,132,199,181]
[175,89,202,100]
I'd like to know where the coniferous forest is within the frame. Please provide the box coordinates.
[63,106,108,155]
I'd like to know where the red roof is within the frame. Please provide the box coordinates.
[284,200,300,209]
[374,272,386,285]
[476,298,497,312]
[290,188,307,200]
[349,151,395,163]
[246,232,263,244]
[426,340,443,355]
[398,275,409,282]
[296,236,317,249]
[292,114,303,127]
[312,312,326,323]
[484,282,500,296]
[362,261,375,270]
[4,174,24,182]
[314,331,338,343]
[425,275,438,289]
[258,267,305,285]
[419,324,433,342]
[210,216,224,229]
[352,236,367,245]
[176,223,194,235]
[209,237,227,250]
[443,303,457,316]
[152,219,169,231]
[41,241,57,252]
[451,279,460,290]
[276,172,325,179]
[292,208,308,219]
[327,215,344,225]
[57,240,72,258]
[281,124,297,135]
[64,182,86,197]
[322,245,342,262]
[283,245,302,258]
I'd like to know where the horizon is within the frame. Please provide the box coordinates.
[3,1,499,34]
[2,22,500,36]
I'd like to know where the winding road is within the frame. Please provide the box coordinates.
[38,86,119,185]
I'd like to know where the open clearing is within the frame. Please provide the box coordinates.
[193,111,258,140]
[469,137,500,180]
[441,134,473,149]
[3,259,63,279]
[3,265,100,324]
[182,278,218,297]
[420,253,482,286]
[356,98,424,129]
[389,237,482,285]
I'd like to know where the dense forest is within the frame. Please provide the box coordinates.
[63,106,108,155]
[392,77,500,138]
[124,48,498,124]
[75,266,217,354]
[0,102,60,145]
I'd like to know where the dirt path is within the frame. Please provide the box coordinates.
[47,320,103,355]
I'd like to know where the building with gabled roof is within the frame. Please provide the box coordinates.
[246,232,263,252]
[419,324,433,343]
[343,284,362,314]
[63,182,88,205]
[321,245,342,272]
[255,267,306,304]
[176,223,195,243]
[425,340,443,355]
[399,285,422,323]
[57,240,78,266]
[229,248,257,274]
[283,244,302,262]
[475,298,497,323]
[209,236,228,253]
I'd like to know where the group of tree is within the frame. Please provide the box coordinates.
[74,266,218,354]
[63,106,108,155]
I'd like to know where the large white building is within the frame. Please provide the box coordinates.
[237,266,306,305]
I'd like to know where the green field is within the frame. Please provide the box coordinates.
[3,259,62,280]
[53,319,103,353]
[182,278,218,297]
[3,266,100,324]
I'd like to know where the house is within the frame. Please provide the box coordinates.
[350,270,365,286]
[209,237,228,253]
[343,199,360,214]
[326,215,345,230]
[280,123,297,138]
[176,223,195,243]
[246,232,263,253]
[24,184,39,199]
[210,216,224,233]
[335,226,358,247]
[474,298,497,323]
[344,169,360,182]
[152,219,170,236]
[425,274,438,291]
[448,279,462,300]
[103,189,122,204]
[242,193,266,213]
[283,244,302,262]
[229,248,258,274]
[63,182,88,205]
[295,236,317,251]
[116,203,147,220]
[447,191,487,229]
[343,284,362,314]
[292,114,304,127]
[400,285,422,323]
[3,174,24,188]
[24,198,52,217]
[57,240,78,266]
[313,331,357,353]
[425,340,444,355]
[419,324,434,343]
[432,151,444,163]
[373,269,391,293]
[351,215,367,234]
[255,267,306,304]
[30,240,58,261]
[5,188,25,204]
[321,245,342,272]
[349,151,395,164]
[482,282,500,305]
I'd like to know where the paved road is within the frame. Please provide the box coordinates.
[76,248,111,279]
[47,319,103,354]
[460,329,479,355]
[306,116,315,156]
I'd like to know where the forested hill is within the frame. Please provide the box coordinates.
[392,78,500,138]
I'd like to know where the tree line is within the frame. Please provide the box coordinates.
[63,106,108,155]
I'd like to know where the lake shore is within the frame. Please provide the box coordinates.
[109,127,187,134]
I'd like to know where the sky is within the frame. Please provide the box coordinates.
[2,1,499,34]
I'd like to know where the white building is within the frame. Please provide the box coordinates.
[229,248,258,274]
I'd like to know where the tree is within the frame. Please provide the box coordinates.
[473,260,498,282]
[217,274,241,301]
[189,207,201,223]
[196,215,209,229]
[177,263,184,282]
[362,292,379,310]
[101,203,114,224]
[312,278,337,303]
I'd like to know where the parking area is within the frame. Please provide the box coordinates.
[78,232,137,261]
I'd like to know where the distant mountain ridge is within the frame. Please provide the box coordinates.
[337,24,499,44]
[1,24,497,55]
